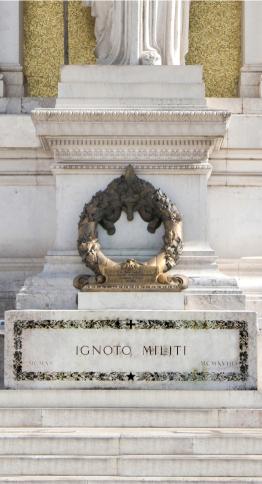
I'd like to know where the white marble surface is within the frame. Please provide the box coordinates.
[4,309,257,390]
[208,185,262,258]
[0,76,3,98]
[57,65,206,108]
[0,1,22,65]
[240,1,262,97]
[1,388,262,408]
[78,292,185,310]
[242,1,262,96]
[51,172,210,254]
[0,1,24,97]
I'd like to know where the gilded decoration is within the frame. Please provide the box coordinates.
[24,1,241,97]
[73,165,188,292]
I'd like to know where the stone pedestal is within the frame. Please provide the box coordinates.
[16,65,242,311]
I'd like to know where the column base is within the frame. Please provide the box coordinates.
[0,64,24,97]
[239,64,262,98]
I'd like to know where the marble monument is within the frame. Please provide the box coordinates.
[1,2,262,481]
[3,0,258,392]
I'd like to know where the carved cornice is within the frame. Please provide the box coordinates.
[32,108,229,164]
[32,108,230,123]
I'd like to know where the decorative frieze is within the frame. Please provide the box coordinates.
[49,137,213,163]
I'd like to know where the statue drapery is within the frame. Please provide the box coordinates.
[84,0,190,65]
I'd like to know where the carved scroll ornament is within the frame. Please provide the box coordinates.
[74,165,188,291]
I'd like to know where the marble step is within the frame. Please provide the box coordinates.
[0,478,262,484]
[1,428,262,455]
[1,390,262,409]
[2,390,262,409]
[0,408,262,428]
[0,454,262,477]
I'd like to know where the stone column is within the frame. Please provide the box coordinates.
[240,0,262,97]
[0,1,24,97]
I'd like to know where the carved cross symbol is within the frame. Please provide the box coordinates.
[128,320,135,329]
[127,372,135,381]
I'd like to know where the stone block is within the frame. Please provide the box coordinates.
[5,84,24,97]
[78,292,185,310]
[60,65,204,83]
[0,293,16,319]
[0,335,3,389]
[240,69,262,97]
[21,97,56,113]
[207,97,242,114]
[116,455,262,477]
[1,405,262,429]
[1,71,24,97]
[243,97,262,113]
[0,98,21,114]
[4,309,257,390]
[0,115,40,147]
[0,408,42,427]
[227,114,262,149]
[2,70,23,85]
[184,293,245,311]
[0,75,4,97]
[0,430,120,456]
[56,65,207,108]
[1,388,262,409]
[0,455,117,477]
[58,81,205,100]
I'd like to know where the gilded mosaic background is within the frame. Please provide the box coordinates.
[23,1,96,96]
[23,0,242,98]
[187,1,242,97]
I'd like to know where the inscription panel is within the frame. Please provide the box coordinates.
[4,310,257,390]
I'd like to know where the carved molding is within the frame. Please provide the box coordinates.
[53,148,211,162]
[32,109,229,163]
[32,108,230,123]
[49,138,213,147]
[45,137,215,163]
[52,162,212,174]
[43,137,215,163]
